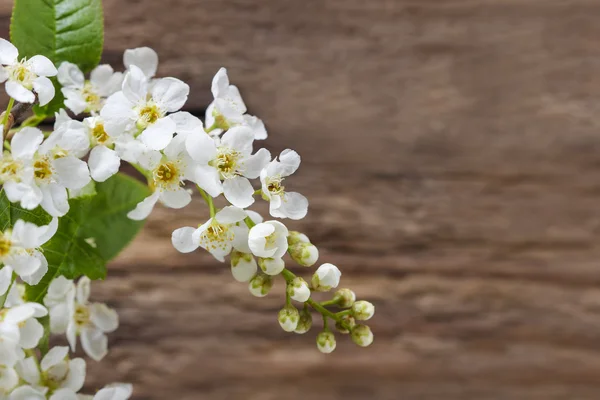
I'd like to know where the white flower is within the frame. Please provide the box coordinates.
[316,330,336,354]
[2,127,91,216]
[247,220,288,260]
[0,39,57,105]
[0,217,58,289]
[352,301,375,321]
[0,365,18,397]
[79,383,133,400]
[126,136,200,220]
[58,62,123,114]
[277,306,299,332]
[83,116,121,182]
[46,277,118,362]
[286,277,311,303]
[186,126,270,208]
[351,324,373,347]
[0,303,48,367]
[124,46,158,79]
[3,283,25,308]
[311,263,341,292]
[16,346,85,393]
[100,65,189,150]
[205,68,267,140]
[171,206,248,262]
[230,251,258,282]
[260,149,308,220]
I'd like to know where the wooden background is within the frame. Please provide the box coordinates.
[3,0,600,398]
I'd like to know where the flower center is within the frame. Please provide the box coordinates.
[8,62,35,89]
[266,176,285,196]
[211,147,240,180]
[0,157,22,182]
[74,304,90,327]
[0,232,12,258]
[82,82,102,112]
[154,161,180,188]
[92,123,110,145]
[34,157,53,182]
[200,221,233,251]
[136,103,161,129]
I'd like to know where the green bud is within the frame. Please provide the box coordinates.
[335,314,356,334]
[333,288,356,308]
[278,306,300,332]
[351,324,373,347]
[316,330,336,354]
[286,277,311,302]
[248,274,273,297]
[288,242,319,267]
[294,308,313,334]
[258,257,285,275]
[351,300,375,321]
[230,251,258,282]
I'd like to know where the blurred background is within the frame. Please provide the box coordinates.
[3,0,600,399]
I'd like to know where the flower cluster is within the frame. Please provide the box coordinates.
[0,35,375,398]
[0,276,129,399]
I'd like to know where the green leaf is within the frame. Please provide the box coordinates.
[77,173,150,261]
[10,0,104,73]
[0,173,150,303]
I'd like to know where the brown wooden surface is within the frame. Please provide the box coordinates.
[3,0,600,399]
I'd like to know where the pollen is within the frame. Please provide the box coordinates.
[212,147,240,179]
[0,157,22,181]
[200,221,234,252]
[82,82,102,112]
[266,176,285,196]
[92,123,110,145]
[0,232,12,257]
[33,157,53,181]
[8,62,34,89]
[137,104,161,128]
[154,161,180,188]
[73,304,90,327]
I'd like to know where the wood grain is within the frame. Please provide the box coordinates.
[3,0,600,398]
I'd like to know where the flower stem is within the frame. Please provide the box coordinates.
[244,216,256,229]
[197,186,215,218]
[0,273,16,309]
[2,98,15,131]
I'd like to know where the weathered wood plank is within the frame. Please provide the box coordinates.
[2,0,600,398]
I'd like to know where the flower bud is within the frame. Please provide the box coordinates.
[311,263,341,292]
[230,251,258,282]
[278,306,300,332]
[258,257,285,276]
[333,288,356,308]
[288,242,319,267]
[316,330,336,354]
[351,301,375,321]
[335,314,356,334]
[287,231,310,246]
[286,277,311,303]
[248,274,273,297]
[294,308,313,334]
[351,324,374,347]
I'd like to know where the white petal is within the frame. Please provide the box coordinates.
[11,218,54,249]
[127,191,160,220]
[278,149,301,176]
[89,146,120,182]
[170,111,203,136]
[19,250,47,286]
[7,385,46,400]
[6,81,35,103]
[90,64,122,96]
[19,318,44,349]
[6,253,42,278]
[100,92,136,136]
[211,67,229,99]
[49,389,78,400]
[41,346,69,371]
[90,303,118,332]
[123,47,158,78]
[136,149,161,171]
[0,66,8,83]
[231,225,251,254]
[63,358,86,392]
[0,39,18,65]
[49,303,71,334]
[122,65,148,104]
[242,148,271,179]
[62,88,88,115]
[171,227,199,253]
[76,277,90,304]
[220,126,254,155]
[151,77,189,112]
[185,131,217,163]
[80,327,108,361]
[54,156,91,190]
[0,266,12,296]
[271,191,308,220]
[57,62,84,88]
[159,188,191,209]
[11,127,43,160]
[230,252,257,282]
[66,323,77,352]
[28,55,57,77]
[33,76,55,106]
[215,206,247,224]
[192,165,223,197]
[138,116,175,150]
[223,176,255,208]
[243,114,268,140]
[15,357,40,386]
